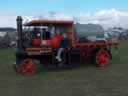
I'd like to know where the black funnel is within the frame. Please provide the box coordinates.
[16,16,23,49]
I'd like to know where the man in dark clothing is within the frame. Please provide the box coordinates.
[42,28,51,40]
[33,27,41,38]
[56,33,70,62]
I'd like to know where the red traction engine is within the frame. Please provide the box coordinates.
[14,16,119,76]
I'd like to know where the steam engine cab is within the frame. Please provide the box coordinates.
[16,16,73,66]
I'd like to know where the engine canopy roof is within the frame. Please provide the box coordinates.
[24,20,74,26]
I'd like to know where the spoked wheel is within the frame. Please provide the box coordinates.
[21,59,39,76]
[94,49,111,67]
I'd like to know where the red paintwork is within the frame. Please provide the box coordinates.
[45,40,53,46]
[33,39,41,46]
[33,36,63,49]
[73,42,120,47]
[24,20,74,26]
[33,39,53,46]
[22,63,37,76]
[96,50,111,67]
[52,35,63,49]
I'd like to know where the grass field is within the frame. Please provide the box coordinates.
[0,42,128,96]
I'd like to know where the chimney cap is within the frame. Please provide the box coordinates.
[16,16,22,21]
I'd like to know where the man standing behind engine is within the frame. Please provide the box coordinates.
[56,33,70,64]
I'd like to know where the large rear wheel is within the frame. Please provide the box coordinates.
[94,49,111,67]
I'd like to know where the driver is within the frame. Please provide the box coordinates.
[42,28,51,40]
[33,27,40,38]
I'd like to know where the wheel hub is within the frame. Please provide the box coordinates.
[97,50,110,67]
[22,59,37,76]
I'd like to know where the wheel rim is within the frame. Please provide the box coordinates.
[22,59,37,76]
[96,50,110,67]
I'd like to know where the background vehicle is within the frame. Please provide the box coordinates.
[15,16,119,76]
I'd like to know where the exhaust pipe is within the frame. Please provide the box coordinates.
[16,16,23,49]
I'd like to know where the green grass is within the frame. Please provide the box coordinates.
[0,42,128,96]
[111,41,128,64]
[0,48,15,63]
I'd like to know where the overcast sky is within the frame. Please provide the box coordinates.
[0,0,128,28]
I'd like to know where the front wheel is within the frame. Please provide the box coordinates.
[21,58,40,76]
[94,49,111,67]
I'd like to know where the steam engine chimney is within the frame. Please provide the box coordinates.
[16,16,23,49]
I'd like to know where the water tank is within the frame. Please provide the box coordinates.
[75,23,105,42]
